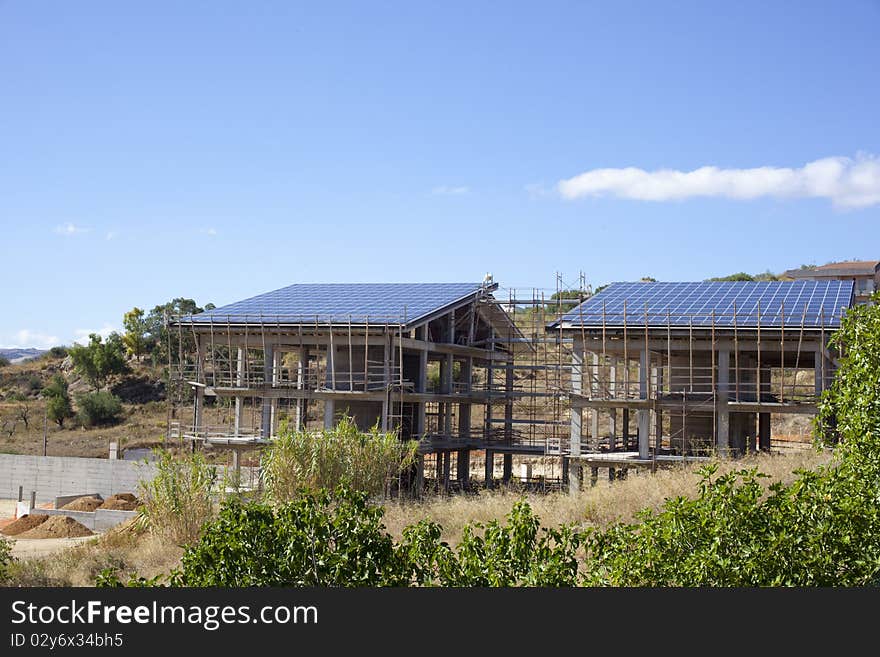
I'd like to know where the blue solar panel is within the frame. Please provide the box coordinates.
[177,282,485,326]
[551,281,853,329]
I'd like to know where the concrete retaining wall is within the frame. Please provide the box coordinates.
[0,453,261,505]
[0,454,157,504]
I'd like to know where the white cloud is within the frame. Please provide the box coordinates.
[53,222,89,235]
[73,324,119,344]
[0,330,61,350]
[556,154,880,209]
[431,185,469,196]
[105,231,117,241]
[201,227,218,236]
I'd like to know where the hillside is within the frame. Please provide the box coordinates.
[0,348,46,364]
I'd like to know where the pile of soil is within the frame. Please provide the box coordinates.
[98,493,141,511]
[17,516,93,539]
[1,514,49,536]
[61,496,103,512]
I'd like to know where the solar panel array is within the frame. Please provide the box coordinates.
[551,281,853,329]
[176,282,485,327]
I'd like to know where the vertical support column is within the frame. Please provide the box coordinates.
[484,450,494,488]
[654,366,663,452]
[608,358,618,451]
[814,349,825,397]
[622,408,630,450]
[261,344,274,439]
[502,453,512,483]
[758,412,771,451]
[295,348,309,431]
[193,387,204,440]
[590,352,600,448]
[443,354,454,437]
[442,451,451,492]
[504,359,514,443]
[637,346,650,459]
[415,453,424,497]
[381,336,391,431]
[569,340,584,492]
[323,399,335,429]
[457,450,470,488]
[234,346,244,437]
[270,349,281,436]
[716,348,730,456]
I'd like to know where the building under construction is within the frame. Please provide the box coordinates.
[167,277,853,494]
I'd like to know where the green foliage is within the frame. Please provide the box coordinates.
[47,346,69,359]
[173,488,408,586]
[138,449,218,546]
[400,501,582,586]
[68,333,130,389]
[708,272,755,282]
[122,307,150,360]
[75,391,123,427]
[261,416,417,502]
[0,535,12,584]
[0,355,9,367]
[44,374,74,428]
[144,298,212,366]
[26,375,42,393]
[170,489,578,587]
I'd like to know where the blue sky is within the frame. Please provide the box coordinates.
[1,1,878,348]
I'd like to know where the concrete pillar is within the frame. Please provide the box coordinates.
[435,453,443,490]
[234,347,244,437]
[296,348,309,431]
[502,454,513,483]
[381,338,391,431]
[622,408,630,450]
[637,347,650,459]
[442,451,451,491]
[415,454,424,496]
[260,345,274,438]
[608,359,618,451]
[759,412,771,451]
[569,344,584,492]
[270,349,281,436]
[590,352,600,448]
[193,386,204,438]
[457,450,470,487]
[459,357,472,441]
[484,450,494,487]
[323,400,335,429]
[716,348,730,456]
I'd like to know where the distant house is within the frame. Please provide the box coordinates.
[783,261,879,305]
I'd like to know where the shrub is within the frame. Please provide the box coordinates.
[138,449,217,545]
[75,391,123,427]
[44,374,74,428]
[261,416,417,502]
[0,535,12,583]
[173,488,408,587]
[69,332,130,389]
[48,346,69,359]
[0,355,9,367]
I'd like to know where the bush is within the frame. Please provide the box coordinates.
[174,488,408,586]
[75,391,123,427]
[0,535,12,583]
[44,374,74,428]
[48,346,69,359]
[0,355,9,367]
[138,449,217,546]
[261,416,417,502]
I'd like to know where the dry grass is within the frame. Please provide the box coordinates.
[382,447,832,545]
[3,521,183,587]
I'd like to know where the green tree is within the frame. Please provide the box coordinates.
[68,333,130,389]
[122,307,150,361]
[708,272,755,282]
[43,374,74,428]
[75,391,123,427]
[0,355,9,368]
[144,298,213,366]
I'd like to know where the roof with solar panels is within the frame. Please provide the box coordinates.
[547,280,854,330]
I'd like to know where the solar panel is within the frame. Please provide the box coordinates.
[550,281,854,329]
[176,282,485,327]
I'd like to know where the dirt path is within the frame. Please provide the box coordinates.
[7,535,97,558]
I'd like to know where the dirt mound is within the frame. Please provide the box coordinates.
[18,516,93,539]
[98,493,141,511]
[61,496,103,512]
[1,514,49,536]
